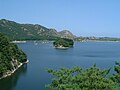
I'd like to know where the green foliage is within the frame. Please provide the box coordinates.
[53,38,74,48]
[111,62,120,84]
[46,65,119,90]
[0,33,27,77]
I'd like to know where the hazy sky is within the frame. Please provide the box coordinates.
[0,0,120,37]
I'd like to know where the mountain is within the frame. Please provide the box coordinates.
[0,33,27,79]
[0,19,76,40]
[58,30,76,39]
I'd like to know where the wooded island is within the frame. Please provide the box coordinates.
[53,38,74,49]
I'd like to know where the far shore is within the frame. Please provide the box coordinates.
[0,59,29,80]
[11,40,120,43]
[78,40,120,42]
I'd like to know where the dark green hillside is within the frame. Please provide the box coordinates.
[0,19,76,40]
[1,19,120,42]
[0,33,27,77]
[0,19,57,40]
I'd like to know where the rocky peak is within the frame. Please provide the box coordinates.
[58,30,76,39]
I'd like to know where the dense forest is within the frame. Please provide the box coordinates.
[47,62,120,90]
[0,33,27,78]
[53,38,74,48]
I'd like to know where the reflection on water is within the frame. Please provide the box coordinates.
[0,64,27,90]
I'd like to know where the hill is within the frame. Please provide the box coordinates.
[0,33,27,79]
[0,19,76,40]
[58,30,76,39]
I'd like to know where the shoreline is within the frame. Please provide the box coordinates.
[0,60,29,80]
[11,41,26,43]
[76,40,120,42]
[11,40,120,43]
[54,45,73,49]
[54,47,69,49]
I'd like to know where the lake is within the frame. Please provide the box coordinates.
[0,41,120,90]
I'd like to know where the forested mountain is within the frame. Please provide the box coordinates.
[0,19,76,40]
[0,33,27,78]
[1,19,120,41]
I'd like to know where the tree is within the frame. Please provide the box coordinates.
[0,33,27,77]
[53,38,74,48]
[111,62,120,85]
[46,65,118,90]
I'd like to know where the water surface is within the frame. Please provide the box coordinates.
[0,41,120,90]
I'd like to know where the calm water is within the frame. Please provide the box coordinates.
[0,41,120,90]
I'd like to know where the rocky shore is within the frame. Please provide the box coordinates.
[0,60,29,80]
[54,45,69,49]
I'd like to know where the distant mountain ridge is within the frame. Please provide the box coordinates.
[0,19,76,40]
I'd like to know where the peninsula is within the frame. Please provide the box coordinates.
[0,33,28,79]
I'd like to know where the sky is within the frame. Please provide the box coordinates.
[0,0,120,37]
